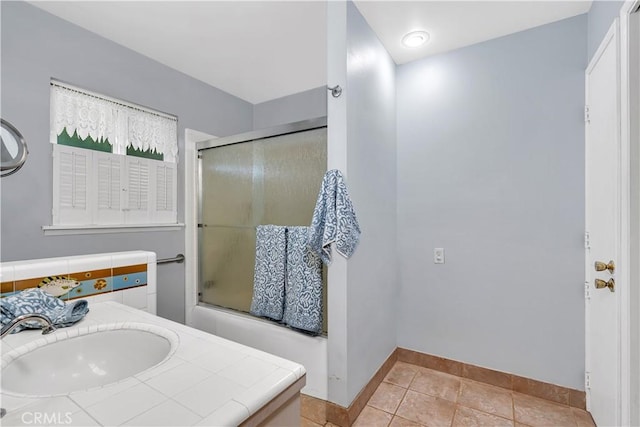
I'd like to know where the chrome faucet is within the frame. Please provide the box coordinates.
[0,313,56,339]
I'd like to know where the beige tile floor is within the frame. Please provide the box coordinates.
[301,361,596,427]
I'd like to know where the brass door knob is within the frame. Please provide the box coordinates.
[595,278,615,292]
[594,260,615,273]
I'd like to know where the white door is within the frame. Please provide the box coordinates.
[585,20,620,427]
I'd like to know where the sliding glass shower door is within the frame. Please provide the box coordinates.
[198,125,327,332]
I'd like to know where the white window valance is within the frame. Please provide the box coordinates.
[128,111,178,162]
[50,82,178,163]
[51,85,116,143]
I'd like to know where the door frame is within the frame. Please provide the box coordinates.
[592,1,640,425]
[619,1,640,425]
[184,128,217,326]
[585,2,639,422]
[585,18,622,424]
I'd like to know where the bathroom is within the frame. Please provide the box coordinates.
[1,0,638,426]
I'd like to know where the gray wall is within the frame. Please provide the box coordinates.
[345,1,398,404]
[587,0,624,61]
[396,15,587,389]
[253,86,327,130]
[325,0,397,407]
[0,2,253,323]
[326,0,350,406]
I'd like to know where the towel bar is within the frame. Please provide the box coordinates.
[157,254,185,265]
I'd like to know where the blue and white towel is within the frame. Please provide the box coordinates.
[250,225,287,321]
[308,169,361,265]
[0,288,89,334]
[283,226,323,334]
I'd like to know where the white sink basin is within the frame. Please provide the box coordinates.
[1,323,178,397]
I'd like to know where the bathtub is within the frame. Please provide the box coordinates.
[187,304,328,400]
[183,130,328,400]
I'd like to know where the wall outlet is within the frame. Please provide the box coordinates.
[434,248,445,264]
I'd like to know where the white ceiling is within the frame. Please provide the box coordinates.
[356,1,591,65]
[29,1,591,105]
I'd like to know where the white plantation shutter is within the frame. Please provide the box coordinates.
[53,145,90,225]
[129,159,149,210]
[156,165,167,210]
[153,162,177,223]
[95,152,124,224]
[53,147,178,227]
[124,157,150,223]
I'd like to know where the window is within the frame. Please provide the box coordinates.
[50,81,178,228]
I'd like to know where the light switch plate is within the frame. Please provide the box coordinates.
[434,248,445,264]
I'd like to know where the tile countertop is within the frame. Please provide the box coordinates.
[0,301,306,426]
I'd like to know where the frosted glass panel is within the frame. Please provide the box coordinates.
[263,128,326,225]
[198,127,327,333]
[201,141,254,227]
[200,226,256,312]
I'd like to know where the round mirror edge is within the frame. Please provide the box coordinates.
[0,118,29,175]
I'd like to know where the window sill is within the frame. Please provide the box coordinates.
[42,223,185,236]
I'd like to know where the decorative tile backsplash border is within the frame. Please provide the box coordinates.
[0,251,156,314]
[2,265,147,300]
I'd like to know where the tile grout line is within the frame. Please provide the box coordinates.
[367,386,408,417]
[391,381,410,420]
[450,376,465,427]
[512,388,516,424]
[454,401,516,424]
[380,366,415,426]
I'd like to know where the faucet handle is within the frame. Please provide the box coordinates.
[42,324,57,334]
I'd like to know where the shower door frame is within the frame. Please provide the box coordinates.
[193,117,328,321]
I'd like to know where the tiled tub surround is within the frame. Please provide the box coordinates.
[0,301,306,426]
[0,251,157,313]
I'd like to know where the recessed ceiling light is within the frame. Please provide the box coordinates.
[402,30,430,48]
